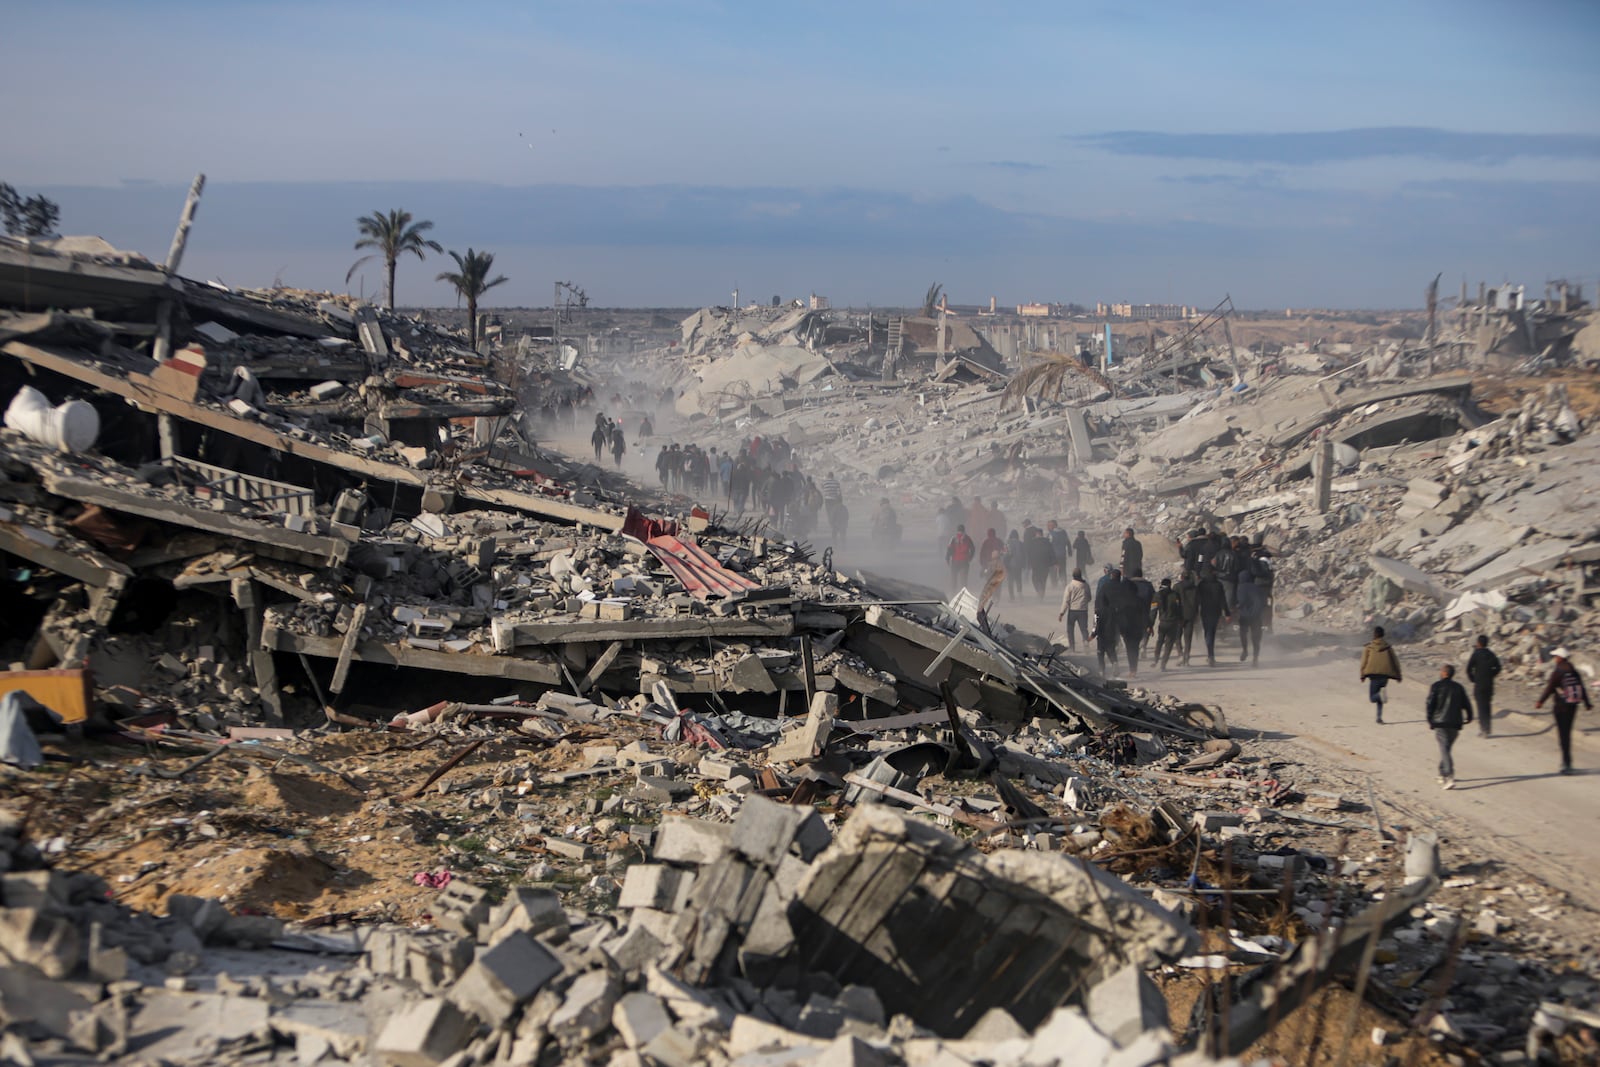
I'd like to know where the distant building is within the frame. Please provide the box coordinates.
[1017,302,1052,317]
[808,293,830,310]
[1097,302,1195,321]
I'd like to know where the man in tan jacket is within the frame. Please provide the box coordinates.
[1359,625,1403,724]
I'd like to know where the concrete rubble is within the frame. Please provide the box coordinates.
[2,235,1598,1066]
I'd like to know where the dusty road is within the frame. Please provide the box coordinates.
[867,528,1600,911]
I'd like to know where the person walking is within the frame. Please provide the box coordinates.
[1534,648,1590,774]
[590,420,609,463]
[1003,530,1024,601]
[1466,635,1501,738]
[945,524,975,592]
[1120,527,1143,576]
[609,425,626,468]
[1073,530,1094,575]
[1093,567,1124,676]
[1046,520,1068,589]
[1025,527,1054,600]
[1235,570,1267,666]
[1058,568,1091,652]
[979,527,1006,572]
[1360,626,1403,724]
[1120,570,1152,677]
[1196,565,1228,667]
[1152,577,1185,671]
[1214,535,1240,614]
[1425,663,1473,789]
[1177,569,1200,667]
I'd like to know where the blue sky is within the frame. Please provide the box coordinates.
[4,0,1599,308]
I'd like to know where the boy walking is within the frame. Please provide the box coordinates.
[1359,626,1403,723]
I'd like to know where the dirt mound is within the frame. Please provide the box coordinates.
[238,766,365,815]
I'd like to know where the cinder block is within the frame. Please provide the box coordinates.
[447,931,563,1022]
[308,380,346,401]
[1086,964,1166,1048]
[617,865,694,911]
[373,997,474,1067]
[612,991,672,1049]
[731,795,814,868]
[435,881,490,936]
[487,887,568,944]
[548,968,620,1044]
[602,923,668,973]
[653,816,731,866]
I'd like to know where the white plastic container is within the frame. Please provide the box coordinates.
[4,385,100,453]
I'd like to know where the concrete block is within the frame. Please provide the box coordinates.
[1192,811,1244,833]
[1086,964,1166,1049]
[731,795,831,867]
[698,756,749,781]
[488,887,568,944]
[618,865,695,911]
[373,997,474,1067]
[435,881,491,936]
[0,907,81,979]
[641,1025,701,1067]
[1023,1006,1114,1066]
[964,1007,1027,1043]
[602,923,668,973]
[1405,831,1440,883]
[542,837,593,861]
[768,692,838,763]
[548,968,620,1045]
[612,991,672,1049]
[447,931,562,1022]
[653,816,731,865]
[309,380,346,401]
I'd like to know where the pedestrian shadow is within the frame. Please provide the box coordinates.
[1480,723,1554,739]
[1451,771,1567,790]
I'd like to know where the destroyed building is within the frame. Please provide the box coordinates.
[1,232,1598,1066]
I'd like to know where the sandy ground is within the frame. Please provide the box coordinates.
[546,420,1600,911]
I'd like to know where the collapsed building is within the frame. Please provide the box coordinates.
[1,232,1597,1065]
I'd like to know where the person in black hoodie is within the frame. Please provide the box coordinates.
[1093,567,1124,676]
[1195,565,1229,667]
[1466,635,1501,738]
[1425,664,1473,789]
[1123,569,1155,677]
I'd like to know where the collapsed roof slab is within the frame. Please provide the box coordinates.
[4,340,623,532]
[39,470,348,569]
[261,622,564,685]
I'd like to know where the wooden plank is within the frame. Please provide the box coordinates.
[577,641,624,692]
[262,624,563,684]
[329,602,368,694]
[512,614,794,646]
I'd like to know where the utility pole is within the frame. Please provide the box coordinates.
[153,173,206,462]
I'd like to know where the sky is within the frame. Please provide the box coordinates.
[4,0,1600,309]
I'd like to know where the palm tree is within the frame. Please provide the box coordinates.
[346,209,442,310]
[999,350,1117,410]
[436,249,509,349]
[921,282,944,317]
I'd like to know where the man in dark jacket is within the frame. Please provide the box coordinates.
[1120,528,1143,577]
[1025,527,1055,600]
[1196,565,1228,667]
[1466,635,1501,738]
[1425,664,1473,789]
[1182,528,1212,575]
[1152,578,1185,671]
[1235,570,1267,666]
[1213,536,1240,614]
[1073,531,1094,574]
[1177,570,1200,667]
[1120,570,1153,677]
[1534,647,1591,774]
[1093,567,1124,676]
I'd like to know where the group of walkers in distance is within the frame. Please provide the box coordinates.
[647,433,857,543]
[941,513,1280,680]
[589,412,628,468]
[1360,630,1588,787]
